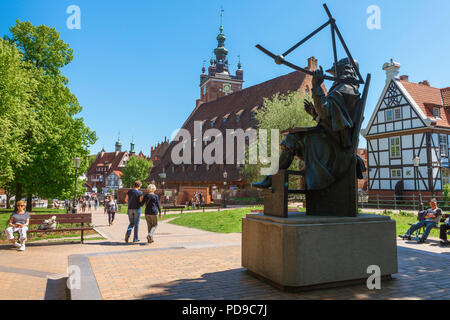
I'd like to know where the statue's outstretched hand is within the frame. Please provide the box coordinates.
[312,66,324,87]
[304,100,319,119]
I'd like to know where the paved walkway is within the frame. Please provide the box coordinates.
[0,207,449,300]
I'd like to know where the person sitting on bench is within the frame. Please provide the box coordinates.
[439,215,450,247]
[399,199,442,244]
[4,200,30,251]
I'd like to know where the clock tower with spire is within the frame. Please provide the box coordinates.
[197,10,244,106]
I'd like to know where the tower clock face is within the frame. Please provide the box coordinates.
[223,83,231,94]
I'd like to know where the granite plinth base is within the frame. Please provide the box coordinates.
[242,212,398,289]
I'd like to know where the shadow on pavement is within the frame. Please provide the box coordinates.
[83,241,147,247]
[45,277,69,300]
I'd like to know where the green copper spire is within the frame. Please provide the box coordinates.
[214,7,228,64]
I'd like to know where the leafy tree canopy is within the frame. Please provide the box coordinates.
[241,91,315,184]
[2,21,97,203]
[121,156,153,189]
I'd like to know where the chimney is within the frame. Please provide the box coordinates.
[382,59,401,82]
[400,75,409,81]
[419,80,430,86]
[307,56,318,71]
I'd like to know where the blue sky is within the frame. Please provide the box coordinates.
[1,0,449,155]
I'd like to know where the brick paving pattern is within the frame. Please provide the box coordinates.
[89,245,450,300]
[0,206,449,300]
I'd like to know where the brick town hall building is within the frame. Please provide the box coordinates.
[149,21,318,204]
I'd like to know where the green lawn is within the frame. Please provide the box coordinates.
[165,206,443,238]
[168,206,264,233]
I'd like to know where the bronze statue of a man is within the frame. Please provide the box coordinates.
[253,57,365,190]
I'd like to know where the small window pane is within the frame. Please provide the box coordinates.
[443,168,450,185]
[394,108,402,120]
[385,110,393,122]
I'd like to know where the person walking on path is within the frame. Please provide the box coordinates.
[94,198,98,211]
[81,199,87,213]
[124,180,144,243]
[105,195,118,226]
[4,200,30,251]
[140,184,161,244]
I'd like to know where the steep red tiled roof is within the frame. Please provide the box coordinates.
[87,151,127,177]
[400,80,449,127]
[112,170,123,177]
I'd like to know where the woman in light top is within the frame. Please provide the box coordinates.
[141,184,161,244]
[5,200,30,251]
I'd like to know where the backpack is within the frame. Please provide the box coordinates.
[417,210,428,221]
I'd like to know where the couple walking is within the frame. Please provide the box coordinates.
[124,180,161,244]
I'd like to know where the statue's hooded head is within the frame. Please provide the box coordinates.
[326,57,359,84]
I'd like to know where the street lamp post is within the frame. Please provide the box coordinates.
[73,155,81,214]
[223,171,228,208]
[413,156,424,210]
[159,172,167,203]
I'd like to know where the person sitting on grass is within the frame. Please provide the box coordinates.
[4,200,30,251]
[399,198,442,244]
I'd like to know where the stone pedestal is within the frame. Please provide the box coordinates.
[242,212,398,290]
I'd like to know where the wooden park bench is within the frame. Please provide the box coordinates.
[25,213,93,244]
[162,205,187,214]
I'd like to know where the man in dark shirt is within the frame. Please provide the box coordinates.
[399,199,443,244]
[124,180,144,243]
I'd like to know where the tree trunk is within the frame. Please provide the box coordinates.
[15,183,22,211]
[26,194,32,212]
[6,193,11,209]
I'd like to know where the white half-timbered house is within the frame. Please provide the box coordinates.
[361,59,450,196]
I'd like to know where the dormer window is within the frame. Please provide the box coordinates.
[433,107,441,118]
[251,112,256,121]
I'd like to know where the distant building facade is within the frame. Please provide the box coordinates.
[86,138,151,194]
[362,59,450,197]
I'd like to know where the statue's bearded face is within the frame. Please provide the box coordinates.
[326,58,359,79]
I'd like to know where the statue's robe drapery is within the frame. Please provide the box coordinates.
[281,81,362,190]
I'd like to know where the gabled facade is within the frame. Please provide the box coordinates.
[86,143,129,193]
[105,170,123,193]
[362,59,450,196]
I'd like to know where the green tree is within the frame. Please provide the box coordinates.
[6,20,97,210]
[241,91,316,184]
[0,38,37,186]
[121,156,153,189]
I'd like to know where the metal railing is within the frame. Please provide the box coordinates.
[358,192,449,211]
